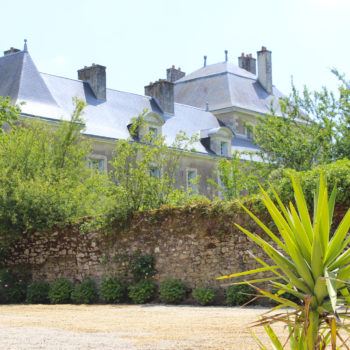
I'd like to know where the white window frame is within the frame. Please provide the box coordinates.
[186,168,198,193]
[220,141,229,156]
[87,154,108,173]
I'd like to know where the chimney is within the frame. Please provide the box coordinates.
[166,65,186,82]
[203,55,207,67]
[77,64,106,100]
[4,47,20,56]
[145,79,174,115]
[257,46,272,94]
[238,53,256,75]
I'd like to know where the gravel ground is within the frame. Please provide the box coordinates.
[0,304,286,349]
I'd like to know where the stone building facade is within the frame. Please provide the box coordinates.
[0,42,284,196]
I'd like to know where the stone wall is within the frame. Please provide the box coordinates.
[5,204,267,292]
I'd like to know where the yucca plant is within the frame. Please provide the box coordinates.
[218,175,350,349]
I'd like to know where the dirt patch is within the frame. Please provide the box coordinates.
[0,304,286,349]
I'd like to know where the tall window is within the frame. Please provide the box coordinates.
[186,168,198,193]
[148,127,158,142]
[220,141,229,156]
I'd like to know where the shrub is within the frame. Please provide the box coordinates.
[130,254,156,281]
[71,278,98,304]
[0,269,27,303]
[48,278,73,304]
[225,285,254,306]
[128,280,156,304]
[159,278,186,304]
[26,281,50,304]
[100,277,127,303]
[192,287,215,306]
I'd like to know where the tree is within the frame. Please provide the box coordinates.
[0,98,114,252]
[0,96,20,132]
[254,82,338,171]
[110,110,200,219]
[211,151,275,200]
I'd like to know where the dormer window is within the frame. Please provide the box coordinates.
[200,126,233,157]
[130,112,164,142]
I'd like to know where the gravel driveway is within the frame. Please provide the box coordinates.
[0,305,285,349]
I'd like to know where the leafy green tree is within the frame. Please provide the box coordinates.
[210,151,274,200]
[331,69,350,159]
[0,98,115,251]
[254,82,338,171]
[0,96,20,132]
[110,110,199,218]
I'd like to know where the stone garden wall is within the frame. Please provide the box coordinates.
[5,204,268,291]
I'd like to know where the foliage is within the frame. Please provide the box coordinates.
[110,110,199,222]
[48,278,73,304]
[211,151,275,200]
[159,278,186,304]
[71,278,98,304]
[192,287,215,306]
[225,284,254,306]
[26,281,50,304]
[0,96,20,132]
[0,268,28,303]
[253,72,350,172]
[0,98,115,248]
[219,174,350,349]
[128,280,157,304]
[130,253,156,281]
[100,277,127,303]
[268,159,350,207]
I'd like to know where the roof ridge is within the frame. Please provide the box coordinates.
[41,71,153,100]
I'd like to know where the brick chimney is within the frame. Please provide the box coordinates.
[257,46,272,94]
[145,79,174,115]
[78,64,106,100]
[238,53,256,75]
[4,47,20,56]
[166,65,185,82]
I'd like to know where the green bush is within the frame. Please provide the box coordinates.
[268,159,350,207]
[26,281,50,304]
[159,278,186,304]
[128,280,156,304]
[130,254,156,281]
[192,287,215,306]
[225,284,254,306]
[71,278,98,304]
[100,277,127,303]
[0,269,27,303]
[48,278,73,304]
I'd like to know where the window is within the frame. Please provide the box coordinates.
[245,125,253,140]
[149,166,161,178]
[186,168,198,193]
[148,127,158,141]
[220,141,229,156]
[87,156,106,172]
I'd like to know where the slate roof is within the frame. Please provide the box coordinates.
[0,48,251,155]
[175,61,284,114]
[0,50,256,154]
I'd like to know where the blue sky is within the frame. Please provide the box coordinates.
[1,0,349,96]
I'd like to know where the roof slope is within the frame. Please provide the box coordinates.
[0,50,64,119]
[175,61,284,114]
[0,49,260,155]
